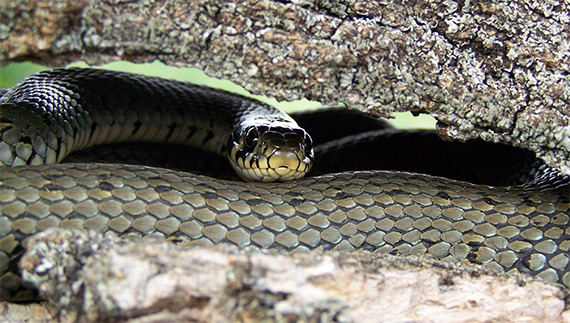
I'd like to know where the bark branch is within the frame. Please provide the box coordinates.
[2,1,570,321]
[9,229,568,322]
[1,0,569,173]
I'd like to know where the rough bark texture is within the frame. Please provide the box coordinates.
[3,229,569,322]
[1,0,570,174]
[2,0,570,321]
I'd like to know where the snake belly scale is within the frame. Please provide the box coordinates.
[1,68,570,302]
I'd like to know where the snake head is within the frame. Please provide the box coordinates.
[228,122,314,182]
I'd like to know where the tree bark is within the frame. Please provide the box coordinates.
[1,0,570,321]
[1,0,569,173]
[6,229,568,322]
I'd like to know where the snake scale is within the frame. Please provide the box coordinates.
[1,68,569,302]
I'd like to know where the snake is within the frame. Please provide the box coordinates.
[1,68,569,303]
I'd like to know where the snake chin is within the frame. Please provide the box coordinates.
[228,123,314,182]
[229,153,312,182]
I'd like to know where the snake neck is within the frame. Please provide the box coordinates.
[0,68,290,166]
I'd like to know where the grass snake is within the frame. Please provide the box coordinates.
[1,68,569,302]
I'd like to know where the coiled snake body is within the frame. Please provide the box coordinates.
[1,68,569,302]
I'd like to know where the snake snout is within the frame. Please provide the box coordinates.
[228,123,314,182]
[269,149,300,172]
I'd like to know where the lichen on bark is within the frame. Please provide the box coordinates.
[1,1,570,320]
[11,229,569,322]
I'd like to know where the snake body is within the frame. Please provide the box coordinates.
[1,68,569,302]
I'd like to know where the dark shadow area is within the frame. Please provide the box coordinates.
[64,110,560,187]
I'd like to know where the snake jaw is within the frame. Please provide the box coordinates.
[228,123,314,182]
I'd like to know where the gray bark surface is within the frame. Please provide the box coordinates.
[6,229,569,322]
[1,0,569,173]
[1,0,570,321]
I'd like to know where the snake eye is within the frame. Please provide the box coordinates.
[304,132,313,148]
[244,128,258,149]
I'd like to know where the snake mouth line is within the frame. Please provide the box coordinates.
[227,122,314,182]
[229,155,311,182]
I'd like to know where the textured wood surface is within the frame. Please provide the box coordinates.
[5,229,567,322]
[1,1,570,321]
